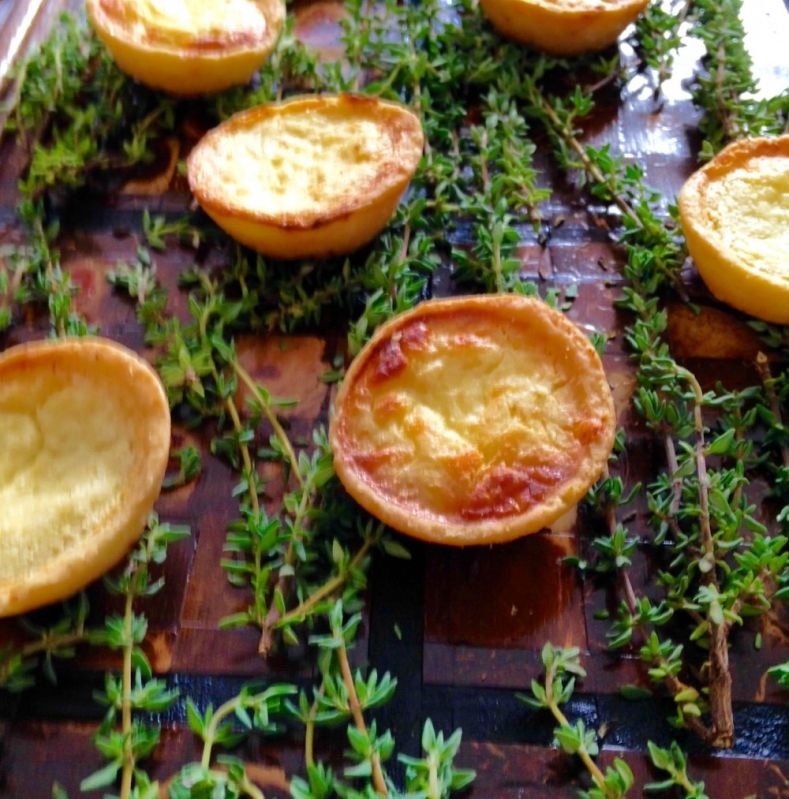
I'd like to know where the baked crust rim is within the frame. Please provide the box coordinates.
[478,0,650,55]
[678,135,789,324]
[86,0,286,95]
[329,295,617,547]
[0,337,171,616]
[186,94,425,232]
[87,0,283,55]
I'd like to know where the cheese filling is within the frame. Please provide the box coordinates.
[338,312,606,523]
[197,109,390,217]
[707,155,789,283]
[102,0,267,47]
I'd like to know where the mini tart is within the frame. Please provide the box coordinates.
[187,94,424,259]
[678,135,789,324]
[330,295,616,546]
[479,0,649,55]
[0,338,170,616]
[86,0,285,95]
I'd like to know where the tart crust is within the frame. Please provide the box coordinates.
[330,295,616,546]
[187,94,424,259]
[87,0,285,95]
[679,135,789,324]
[479,0,649,55]
[0,338,171,616]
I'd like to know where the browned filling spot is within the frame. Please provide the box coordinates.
[461,461,571,521]
[370,321,430,383]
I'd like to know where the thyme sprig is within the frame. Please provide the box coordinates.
[525,44,787,748]
[689,0,788,159]
[82,515,189,798]
[634,0,694,98]
[0,594,90,691]
[521,644,635,799]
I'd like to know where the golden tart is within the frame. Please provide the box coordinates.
[187,94,424,259]
[86,0,285,95]
[330,295,616,546]
[0,338,170,616]
[479,0,649,55]
[679,135,789,324]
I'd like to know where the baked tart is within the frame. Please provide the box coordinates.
[0,338,170,616]
[187,94,424,259]
[87,0,285,95]
[679,135,789,324]
[479,0,649,55]
[330,295,616,546]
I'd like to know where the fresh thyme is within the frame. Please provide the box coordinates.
[523,645,710,799]
[82,515,189,797]
[688,0,788,159]
[0,594,90,691]
[520,10,787,750]
[634,0,694,97]
[522,644,635,799]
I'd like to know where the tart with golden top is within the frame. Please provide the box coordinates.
[679,135,789,324]
[330,295,616,546]
[187,94,424,259]
[479,0,649,55]
[87,0,285,95]
[0,338,171,616]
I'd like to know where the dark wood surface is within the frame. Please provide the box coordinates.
[0,1,788,796]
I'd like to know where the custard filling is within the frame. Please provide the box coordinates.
[100,0,268,47]
[706,155,789,283]
[337,311,606,522]
[0,373,135,582]
[196,109,390,216]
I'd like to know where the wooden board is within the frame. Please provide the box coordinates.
[0,1,788,796]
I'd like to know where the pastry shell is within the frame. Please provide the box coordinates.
[479,0,649,55]
[678,135,789,324]
[187,94,424,260]
[86,0,285,95]
[330,295,616,546]
[0,338,171,616]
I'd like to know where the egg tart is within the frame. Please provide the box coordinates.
[87,0,285,95]
[330,295,616,546]
[187,94,424,259]
[479,0,649,55]
[0,338,170,616]
[679,135,789,324]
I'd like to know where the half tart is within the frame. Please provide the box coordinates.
[187,94,424,259]
[0,338,170,616]
[679,135,789,324]
[330,295,616,546]
[479,0,649,55]
[87,0,285,95]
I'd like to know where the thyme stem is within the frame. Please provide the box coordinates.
[530,92,640,227]
[543,659,609,795]
[201,696,239,768]
[120,590,134,799]
[337,633,388,795]
[275,536,375,630]
[304,688,323,770]
[233,360,304,487]
[756,353,789,469]
[258,474,317,655]
[683,368,734,748]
